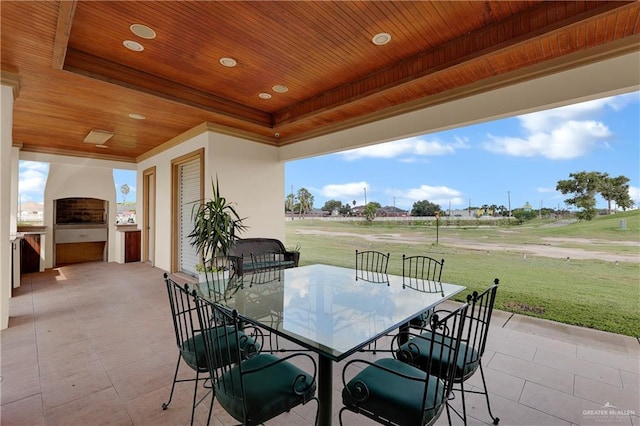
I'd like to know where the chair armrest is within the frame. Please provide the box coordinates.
[283,250,300,267]
[228,255,244,276]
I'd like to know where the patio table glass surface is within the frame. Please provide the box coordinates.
[193,263,466,361]
[193,263,465,425]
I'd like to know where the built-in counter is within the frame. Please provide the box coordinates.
[14,226,48,288]
[114,224,141,264]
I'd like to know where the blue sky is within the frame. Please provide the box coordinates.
[19,91,639,211]
[286,91,640,212]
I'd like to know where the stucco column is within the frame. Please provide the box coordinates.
[1,73,20,330]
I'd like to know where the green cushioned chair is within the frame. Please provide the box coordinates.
[397,331,479,379]
[396,279,501,425]
[340,303,468,426]
[180,326,257,370]
[403,254,445,323]
[194,293,319,425]
[162,274,259,425]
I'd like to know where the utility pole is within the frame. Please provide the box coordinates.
[507,191,511,222]
[364,187,367,205]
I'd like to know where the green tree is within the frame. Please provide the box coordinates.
[411,200,441,216]
[297,188,314,218]
[321,199,342,213]
[363,202,377,222]
[339,204,352,215]
[513,209,537,224]
[285,192,296,216]
[599,174,633,213]
[557,171,633,220]
[120,183,130,204]
[557,171,604,220]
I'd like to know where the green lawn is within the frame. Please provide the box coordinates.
[285,210,640,337]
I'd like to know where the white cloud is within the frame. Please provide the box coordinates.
[481,94,637,159]
[389,185,465,208]
[536,186,556,193]
[19,161,49,202]
[483,120,612,159]
[629,186,640,206]
[321,182,368,200]
[339,136,469,161]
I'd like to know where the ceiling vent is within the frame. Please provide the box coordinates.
[83,129,114,145]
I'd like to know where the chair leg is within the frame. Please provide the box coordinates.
[188,370,200,425]
[459,378,468,425]
[478,362,500,425]
[162,354,182,410]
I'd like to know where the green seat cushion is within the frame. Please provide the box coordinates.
[181,326,257,371]
[342,358,445,425]
[398,331,479,380]
[217,353,316,424]
[243,260,294,272]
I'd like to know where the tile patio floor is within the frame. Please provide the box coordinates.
[1,261,638,426]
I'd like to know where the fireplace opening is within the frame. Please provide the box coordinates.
[54,197,108,266]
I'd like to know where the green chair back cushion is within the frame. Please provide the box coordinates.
[399,331,479,380]
[181,326,255,370]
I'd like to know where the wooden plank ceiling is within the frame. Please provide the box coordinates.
[1,1,639,163]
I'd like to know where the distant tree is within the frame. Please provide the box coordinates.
[120,184,130,204]
[496,205,509,217]
[513,209,537,224]
[339,204,352,215]
[363,202,377,222]
[321,199,342,213]
[411,200,441,216]
[599,174,633,213]
[557,171,632,220]
[285,192,296,216]
[297,188,314,218]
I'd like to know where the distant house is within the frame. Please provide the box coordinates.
[377,206,408,217]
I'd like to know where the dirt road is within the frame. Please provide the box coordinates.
[293,229,640,263]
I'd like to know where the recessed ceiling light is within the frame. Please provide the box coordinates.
[95,145,109,149]
[372,32,391,45]
[259,93,272,99]
[128,113,146,120]
[83,129,114,145]
[219,57,237,67]
[272,85,288,93]
[130,24,156,39]
[123,40,144,52]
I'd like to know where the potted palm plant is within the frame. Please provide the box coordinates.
[187,176,247,282]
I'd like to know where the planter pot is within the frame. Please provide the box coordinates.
[200,270,230,295]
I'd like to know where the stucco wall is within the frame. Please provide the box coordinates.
[137,129,284,274]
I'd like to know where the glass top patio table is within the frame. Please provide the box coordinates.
[193,263,465,425]
[194,263,465,360]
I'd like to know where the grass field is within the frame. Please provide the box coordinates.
[284,210,640,337]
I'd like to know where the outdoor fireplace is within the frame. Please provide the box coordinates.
[53,197,108,266]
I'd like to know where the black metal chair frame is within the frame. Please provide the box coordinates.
[162,273,214,425]
[355,249,390,281]
[402,254,445,295]
[401,255,446,337]
[192,292,319,425]
[398,279,500,425]
[354,250,390,353]
[449,279,500,425]
[340,303,469,426]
